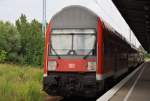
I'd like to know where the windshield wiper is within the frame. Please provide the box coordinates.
[83,49,94,59]
[50,44,61,59]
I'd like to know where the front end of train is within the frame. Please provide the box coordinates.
[43,6,103,97]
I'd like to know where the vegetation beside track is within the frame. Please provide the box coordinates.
[0,64,47,101]
[144,54,150,61]
[0,14,44,66]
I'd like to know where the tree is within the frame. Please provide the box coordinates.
[0,14,44,66]
[0,50,7,63]
[16,14,44,66]
[16,14,31,64]
[0,21,21,62]
[30,19,44,66]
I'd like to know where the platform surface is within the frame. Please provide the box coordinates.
[110,61,150,101]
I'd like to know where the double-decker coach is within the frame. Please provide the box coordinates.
[43,5,144,97]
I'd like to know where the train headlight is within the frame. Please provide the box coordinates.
[48,61,57,71]
[87,62,96,71]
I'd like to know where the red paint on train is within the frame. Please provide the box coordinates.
[96,18,103,79]
[44,22,51,76]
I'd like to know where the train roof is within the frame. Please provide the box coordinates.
[50,5,139,52]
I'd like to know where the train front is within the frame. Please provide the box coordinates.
[43,6,103,97]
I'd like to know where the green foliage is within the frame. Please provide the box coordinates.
[0,21,21,63]
[0,14,44,66]
[16,14,44,66]
[144,54,150,59]
[0,64,46,101]
[0,50,7,63]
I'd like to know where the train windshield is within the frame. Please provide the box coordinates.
[50,29,96,56]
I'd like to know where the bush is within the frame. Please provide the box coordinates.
[0,16,44,66]
[144,54,150,59]
[0,50,7,63]
[0,21,21,63]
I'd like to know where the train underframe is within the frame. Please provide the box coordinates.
[43,72,104,97]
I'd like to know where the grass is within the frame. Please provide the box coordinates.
[144,54,150,62]
[0,64,47,101]
[145,58,150,62]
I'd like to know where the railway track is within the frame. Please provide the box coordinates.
[45,96,97,101]
[61,97,97,101]
[45,96,63,101]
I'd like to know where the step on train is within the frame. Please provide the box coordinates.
[43,5,144,97]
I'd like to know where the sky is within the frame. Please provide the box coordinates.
[0,0,141,48]
[0,0,43,22]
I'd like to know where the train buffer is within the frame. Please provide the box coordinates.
[97,61,150,101]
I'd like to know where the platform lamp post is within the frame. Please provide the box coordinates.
[42,0,46,37]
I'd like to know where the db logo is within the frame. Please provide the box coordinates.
[68,64,76,68]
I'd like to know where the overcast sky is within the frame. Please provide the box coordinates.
[0,0,141,47]
[0,0,43,22]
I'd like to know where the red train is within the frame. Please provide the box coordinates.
[43,5,144,97]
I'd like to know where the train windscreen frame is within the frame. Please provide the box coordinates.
[49,29,96,56]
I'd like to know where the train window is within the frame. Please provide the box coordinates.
[74,35,95,55]
[49,29,96,56]
[51,35,72,55]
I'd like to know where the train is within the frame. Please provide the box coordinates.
[43,5,144,97]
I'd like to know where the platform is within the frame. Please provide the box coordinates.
[97,61,150,101]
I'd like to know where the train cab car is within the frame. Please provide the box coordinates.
[43,5,143,97]
[43,6,100,97]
